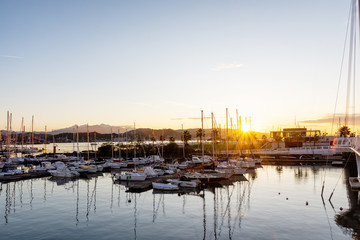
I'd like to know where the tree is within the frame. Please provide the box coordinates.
[97,143,113,158]
[339,126,351,137]
[164,142,179,159]
[183,130,192,145]
[150,136,156,146]
[169,136,175,143]
[159,135,166,142]
[196,128,205,143]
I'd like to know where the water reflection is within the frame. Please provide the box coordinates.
[335,168,360,240]
[335,192,360,239]
[0,166,358,240]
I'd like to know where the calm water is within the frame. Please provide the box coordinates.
[0,165,358,240]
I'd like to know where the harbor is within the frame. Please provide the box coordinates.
[3,0,360,239]
[0,165,357,240]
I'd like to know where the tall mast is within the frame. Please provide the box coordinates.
[111,127,114,159]
[125,129,128,159]
[162,129,164,158]
[226,108,229,159]
[87,124,90,160]
[133,122,136,158]
[76,125,79,159]
[72,127,75,153]
[201,110,204,161]
[182,124,185,159]
[118,129,121,159]
[44,125,47,153]
[345,0,357,126]
[6,111,9,158]
[212,112,215,159]
[10,113,12,157]
[94,132,97,161]
[31,115,34,156]
[236,109,239,132]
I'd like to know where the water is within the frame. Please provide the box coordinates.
[0,165,358,239]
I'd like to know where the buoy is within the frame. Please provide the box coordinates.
[278,192,280,195]
[340,207,343,211]
[286,198,288,200]
[306,201,308,206]
[128,199,131,203]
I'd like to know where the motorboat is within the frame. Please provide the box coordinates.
[167,178,199,188]
[152,182,179,191]
[48,161,80,178]
[114,172,147,181]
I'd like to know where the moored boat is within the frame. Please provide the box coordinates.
[152,182,179,191]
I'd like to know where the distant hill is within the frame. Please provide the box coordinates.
[50,124,131,135]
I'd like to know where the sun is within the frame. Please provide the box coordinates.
[242,124,251,132]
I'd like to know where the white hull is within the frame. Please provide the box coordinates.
[152,182,179,191]
[115,172,147,181]
[167,179,198,188]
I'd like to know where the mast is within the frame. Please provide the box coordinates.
[118,129,121,159]
[72,127,75,153]
[212,112,215,159]
[31,115,34,156]
[201,110,204,162]
[10,113,12,157]
[44,125,47,153]
[111,127,114,159]
[76,125,79,159]
[182,124,185,159]
[162,129,164,158]
[226,108,229,159]
[133,122,136,158]
[87,124,90,160]
[6,111,9,158]
[345,0,357,126]
[126,129,128,159]
[94,132,97,161]
[53,135,56,154]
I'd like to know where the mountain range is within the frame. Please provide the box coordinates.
[49,124,132,135]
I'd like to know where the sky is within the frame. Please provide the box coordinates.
[0,0,357,133]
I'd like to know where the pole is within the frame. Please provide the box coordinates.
[21,117,24,156]
[44,125,47,153]
[118,129,121,159]
[111,127,114,159]
[226,108,229,159]
[201,110,204,161]
[212,112,215,159]
[94,132,97,161]
[134,122,136,158]
[87,124,90,160]
[182,124,185,159]
[31,115,34,157]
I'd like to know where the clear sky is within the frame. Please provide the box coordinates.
[0,0,356,133]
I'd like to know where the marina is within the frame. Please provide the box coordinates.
[3,0,360,239]
[0,165,358,240]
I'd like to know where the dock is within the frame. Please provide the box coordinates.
[349,177,360,190]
